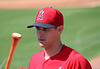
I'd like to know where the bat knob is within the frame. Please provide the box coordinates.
[12,33,22,39]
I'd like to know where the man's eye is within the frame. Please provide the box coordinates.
[43,28,47,31]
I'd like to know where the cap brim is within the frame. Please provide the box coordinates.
[27,22,56,28]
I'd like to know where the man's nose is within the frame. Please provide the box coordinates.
[37,30,44,36]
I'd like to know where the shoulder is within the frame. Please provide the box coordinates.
[62,45,79,57]
[63,45,85,59]
[28,50,45,69]
[64,45,92,69]
[30,50,44,60]
[65,45,89,63]
[69,54,92,69]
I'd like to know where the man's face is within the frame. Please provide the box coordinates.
[36,26,58,48]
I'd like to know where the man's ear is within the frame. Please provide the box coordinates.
[58,25,63,34]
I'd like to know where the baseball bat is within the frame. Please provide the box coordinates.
[5,33,22,69]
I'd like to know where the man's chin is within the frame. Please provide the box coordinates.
[39,43,47,48]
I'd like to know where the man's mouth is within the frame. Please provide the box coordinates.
[38,38,46,43]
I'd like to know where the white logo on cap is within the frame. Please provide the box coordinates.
[37,10,44,21]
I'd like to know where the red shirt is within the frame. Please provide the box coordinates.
[28,45,92,69]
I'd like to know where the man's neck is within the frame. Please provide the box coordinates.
[44,43,63,60]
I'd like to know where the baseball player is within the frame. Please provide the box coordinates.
[20,7,92,69]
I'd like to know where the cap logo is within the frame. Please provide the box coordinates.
[37,10,44,21]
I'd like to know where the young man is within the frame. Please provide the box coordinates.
[22,7,92,69]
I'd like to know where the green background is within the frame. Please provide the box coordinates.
[0,6,100,69]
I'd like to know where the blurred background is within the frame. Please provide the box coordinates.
[0,0,100,69]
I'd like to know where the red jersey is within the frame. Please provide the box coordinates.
[28,45,92,69]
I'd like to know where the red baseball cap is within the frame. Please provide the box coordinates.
[27,7,64,28]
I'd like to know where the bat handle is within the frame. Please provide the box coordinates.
[5,38,21,69]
